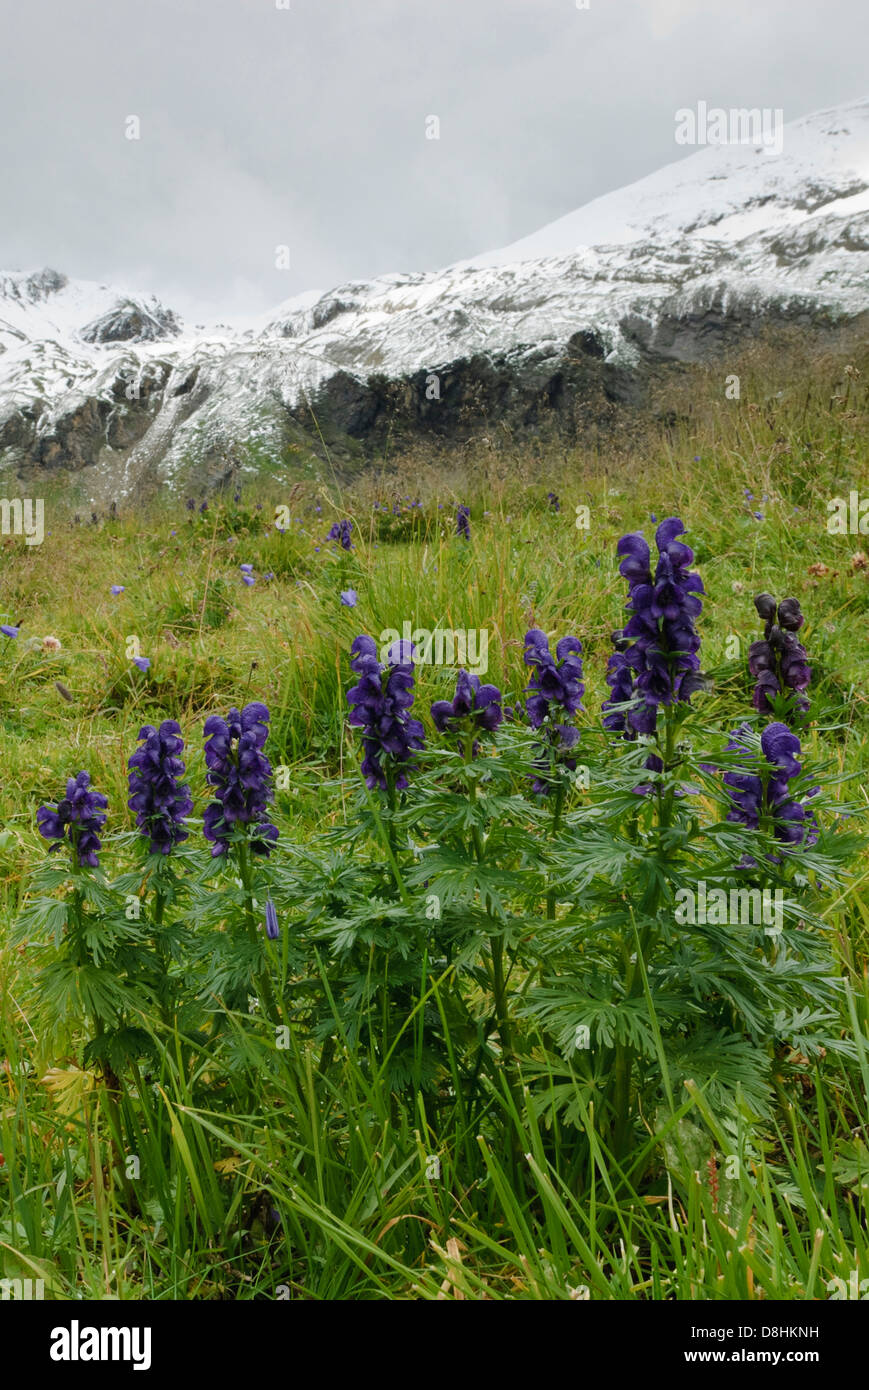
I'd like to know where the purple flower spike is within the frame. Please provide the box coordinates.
[431,670,503,756]
[37,770,108,868]
[749,593,811,714]
[607,517,704,740]
[456,505,471,541]
[128,720,193,854]
[723,722,817,851]
[522,629,584,794]
[347,635,425,791]
[203,702,279,857]
[327,519,353,551]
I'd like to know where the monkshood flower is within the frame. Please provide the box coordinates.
[37,771,108,868]
[615,517,704,731]
[722,725,763,830]
[547,492,560,513]
[601,632,635,733]
[203,702,279,857]
[327,519,353,551]
[431,670,503,756]
[347,635,425,791]
[456,505,471,541]
[265,898,279,940]
[749,593,811,714]
[601,630,665,791]
[523,629,584,794]
[523,629,584,725]
[127,720,194,855]
[724,722,817,849]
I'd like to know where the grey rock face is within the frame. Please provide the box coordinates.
[80,299,182,344]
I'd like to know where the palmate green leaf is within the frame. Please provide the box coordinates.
[37,958,130,1031]
[660,1027,773,1122]
[404,848,526,918]
[84,1026,158,1073]
[26,862,75,895]
[521,982,701,1058]
[314,901,419,957]
[551,828,655,891]
[13,896,70,944]
[774,1007,857,1060]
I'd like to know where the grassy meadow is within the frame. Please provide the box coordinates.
[0,340,867,1300]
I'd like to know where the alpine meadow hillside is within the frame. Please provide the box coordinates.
[0,333,867,1303]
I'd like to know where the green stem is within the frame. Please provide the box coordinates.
[546,783,565,920]
[237,839,280,1023]
[612,709,677,1159]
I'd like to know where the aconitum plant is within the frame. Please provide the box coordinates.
[749,593,811,716]
[128,721,193,855]
[523,629,584,796]
[724,722,817,849]
[601,631,636,733]
[37,771,108,868]
[327,519,353,551]
[431,670,503,756]
[203,703,279,857]
[347,636,425,792]
[615,517,705,734]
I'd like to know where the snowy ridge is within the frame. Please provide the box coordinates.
[1,97,868,490]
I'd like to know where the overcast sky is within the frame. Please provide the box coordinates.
[1,0,866,321]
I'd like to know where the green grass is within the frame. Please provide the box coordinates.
[0,339,867,1299]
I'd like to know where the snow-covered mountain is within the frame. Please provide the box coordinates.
[2,96,868,496]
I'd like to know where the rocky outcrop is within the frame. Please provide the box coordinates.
[80,299,182,344]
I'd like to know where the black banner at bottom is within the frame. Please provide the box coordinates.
[0,1297,862,1375]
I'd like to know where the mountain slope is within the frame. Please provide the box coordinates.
[1,97,867,496]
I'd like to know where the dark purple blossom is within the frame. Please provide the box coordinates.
[456,505,471,541]
[265,899,279,940]
[723,722,817,849]
[523,630,584,726]
[601,632,635,733]
[346,635,425,791]
[327,519,353,551]
[611,518,704,734]
[37,771,108,868]
[749,593,811,714]
[127,721,194,855]
[431,670,503,756]
[547,492,561,513]
[203,703,279,857]
[522,630,584,794]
